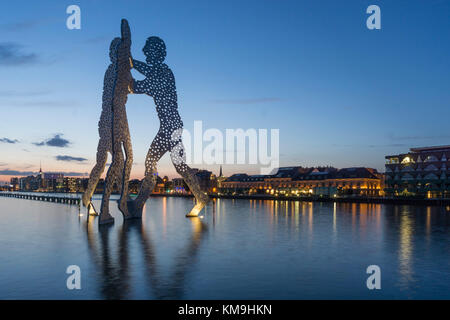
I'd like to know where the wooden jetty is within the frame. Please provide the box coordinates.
[0,192,81,205]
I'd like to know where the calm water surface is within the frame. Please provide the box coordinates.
[0,195,449,299]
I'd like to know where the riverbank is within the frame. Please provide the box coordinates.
[2,191,450,207]
[149,193,450,207]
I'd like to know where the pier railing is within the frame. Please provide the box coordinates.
[0,192,81,205]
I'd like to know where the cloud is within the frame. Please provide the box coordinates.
[55,155,87,162]
[39,170,88,177]
[0,169,35,176]
[0,137,19,144]
[210,97,282,105]
[62,171,88,177]
[33,134,70,148]
[0,42,39,66]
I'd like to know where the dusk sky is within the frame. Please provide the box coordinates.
[0,0,449,183]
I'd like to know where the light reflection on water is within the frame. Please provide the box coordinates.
[0,195,449,299]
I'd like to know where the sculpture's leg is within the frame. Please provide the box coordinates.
[87,202,98,216]
[129,165,156,218]
[119,136,133,219]
[83,141,110,208]
[116,20,133,220]
[100,148,124,225]
[170,140,209,217]
[130,130,168,217]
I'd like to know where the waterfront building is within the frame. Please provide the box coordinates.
[172,169,217,194]
[63,177,79,193]
[128,179,141,194]
[216,165,227,189]
[19,175,40,191]
[162,176,173,193]
[38,163,44,186]
[385,145,450,198]
[220,166,382,197]
[172,177,187,194]
[44,173,65,192]
[152,175,165,194]
[193,169,217,194]
[10,178,19,191]
[14,164,67,192]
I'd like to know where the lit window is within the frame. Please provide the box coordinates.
[401,157,412,164]
[424,155,439,162]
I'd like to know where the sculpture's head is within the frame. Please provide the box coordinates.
[109,37,121,63]
[143,36,166,65]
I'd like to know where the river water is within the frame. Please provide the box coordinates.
[0,195,449,299]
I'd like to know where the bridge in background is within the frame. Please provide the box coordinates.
[0,192,81,205]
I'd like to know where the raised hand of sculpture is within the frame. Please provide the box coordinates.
[127,36,209,218]
[83,19,133,224]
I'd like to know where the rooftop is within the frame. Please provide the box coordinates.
[410,145,450,153]
[386,145,450,159]
[224,167,379,182]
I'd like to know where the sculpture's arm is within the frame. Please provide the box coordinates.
[127,60,153,95]
[121,19,131,47]
[131,78,150,95]
[132,59,151,76]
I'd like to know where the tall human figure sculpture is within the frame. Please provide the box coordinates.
[127,36,209,218]
[83,19,133,224]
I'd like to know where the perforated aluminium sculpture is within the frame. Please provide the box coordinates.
[83,20,133,224]
[84,19,208,224]
[127,36,209,218]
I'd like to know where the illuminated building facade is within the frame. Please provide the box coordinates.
[172,170,217,194]
[216,165,227,190]
[172,178,186,194]
[10,178,19,191]
[19,175,40,191]
[385,145,450,198]
[63,177,84,193]
[193,169,217,194]
[153,175,167,194]
[221,166,382,197]
[44,173,64,192]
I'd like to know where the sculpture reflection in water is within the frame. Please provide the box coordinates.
[83,19,208,224]
[85,216,207,299]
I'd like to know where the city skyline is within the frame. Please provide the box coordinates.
[1,0,450,183]
[4,163,383,199]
